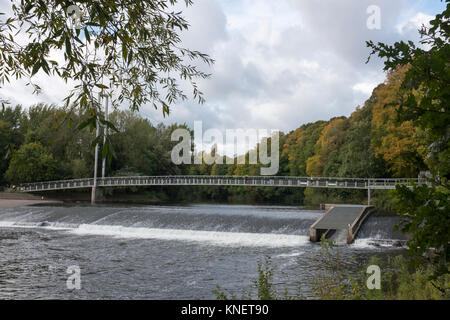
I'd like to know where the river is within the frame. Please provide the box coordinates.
[0,204,407,299]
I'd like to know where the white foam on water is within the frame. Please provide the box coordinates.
[274,251,304,258]
[70,224,310,248]
[352,238,407,249]
[0,220,405,249]
[352,238,375,248]
[0,221,17,228]
[0,221,74,231]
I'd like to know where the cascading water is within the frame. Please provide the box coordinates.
[0,205,320,247]
[352,215,408,248]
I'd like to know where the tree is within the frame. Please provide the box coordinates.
[337,100,387,179]
[5,142,59,184]
[108,110,157,174]
[367,1,449,281]
[306,117,348,176]
[393,183,449,281]
[366,0,450,177]
[0,105,25,184]
[282,121,326,176]
[0,0,213,131]
[18,103,96,179]
[370,67,427,177]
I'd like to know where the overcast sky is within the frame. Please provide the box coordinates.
[0,0,446,154]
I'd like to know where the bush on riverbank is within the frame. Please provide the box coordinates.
[314,239,448,299]
[214,239,449,300]
[213,256,305,300]
[357,255,449,300]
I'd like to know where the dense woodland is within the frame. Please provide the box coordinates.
[0,66,431,206]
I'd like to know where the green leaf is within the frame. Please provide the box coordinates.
[90,135,102,149]
[122,42,128,61]
[95,83,109,89]
[77,117,95,131]
[102,141,109,159]
[31,61,41,76]
[84,27,90,42]
[65,37,72,56]
[99,119,119,133]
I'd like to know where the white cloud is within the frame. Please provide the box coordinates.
[396,12,434,34]
[352,82,378,96]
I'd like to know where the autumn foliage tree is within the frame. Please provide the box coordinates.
[306,117,348,177]
[370,66,427,177]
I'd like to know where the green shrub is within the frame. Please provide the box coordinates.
[213,256,304,300]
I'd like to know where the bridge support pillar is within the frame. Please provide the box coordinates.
[91,187,104,204]
[367,188,371,206]
[91,186,96,204]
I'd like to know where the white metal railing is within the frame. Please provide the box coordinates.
[18,176,419,192]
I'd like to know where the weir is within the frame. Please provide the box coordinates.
[309,205,375,244]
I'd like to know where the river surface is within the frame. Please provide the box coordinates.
[0,204,407,299]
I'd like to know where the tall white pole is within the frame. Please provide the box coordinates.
[101,94,109,179]
[91,92,101,204]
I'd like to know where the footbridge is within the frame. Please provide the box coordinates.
[18,175,418,206]
[19,175,417,192]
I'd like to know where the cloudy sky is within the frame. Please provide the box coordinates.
[0,0,446,153]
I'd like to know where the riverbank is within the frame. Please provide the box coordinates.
[0,192,62,208]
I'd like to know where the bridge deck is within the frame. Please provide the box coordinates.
[18,175,418,192]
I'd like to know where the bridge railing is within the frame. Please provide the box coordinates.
[18,175,419,192]
[19,178,95,192]
[367,178,418,189]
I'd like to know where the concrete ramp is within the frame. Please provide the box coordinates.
[309,205,374,244]
[328,229,348,245]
